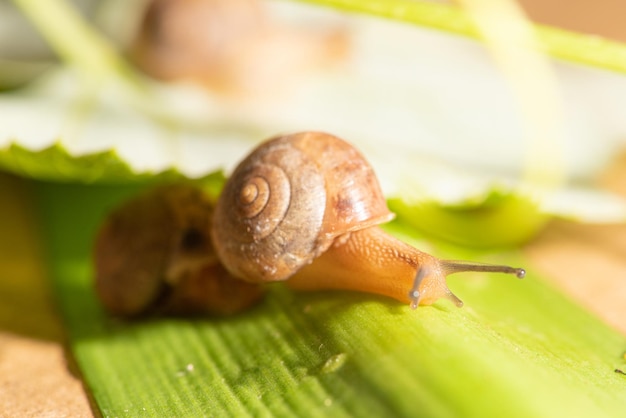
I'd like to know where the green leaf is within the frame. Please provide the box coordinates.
[0,142,228,196]
[35,181,626,417]
[0,142,179,184]
[388,190,549,248]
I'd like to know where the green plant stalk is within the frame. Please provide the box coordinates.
[292,0,626,74]
[35,180,626,417]
[8,0,179,128]
[10,0,131,83]
[456,0,566,190]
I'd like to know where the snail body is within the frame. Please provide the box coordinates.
[95,132,524,316]
[211,132,524,308]
[287,226,454,306]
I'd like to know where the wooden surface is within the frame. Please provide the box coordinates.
[521,0,626,42]
[525,220,626,335]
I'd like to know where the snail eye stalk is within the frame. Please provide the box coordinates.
[408,267,427,310]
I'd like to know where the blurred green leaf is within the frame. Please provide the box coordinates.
[0,142,181,184]
[294,0,626,74]
[35,181,626,417]
[389,191,549,248]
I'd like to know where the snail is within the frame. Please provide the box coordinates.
[211,131,524,309]
[94,184,264,316]
[94,131,524,316]
[130,0,347,97]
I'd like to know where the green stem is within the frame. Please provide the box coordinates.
[10,0,132,83]
[291,0,626,74]
[456,0,565,189]
[10,0,185,132]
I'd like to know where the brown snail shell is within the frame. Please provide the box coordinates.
[210,131,394,284]
[94,184,264,316]
[132,0,264,82]
[131,0,348,97]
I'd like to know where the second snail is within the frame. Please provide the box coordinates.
[94,131,524,316]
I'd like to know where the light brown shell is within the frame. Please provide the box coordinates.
[210,131,394,283]
[131,0,264,83]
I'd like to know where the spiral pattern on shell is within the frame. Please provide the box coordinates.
[211,134,327,282]
[211,132,394,284]
[234,163,291,240]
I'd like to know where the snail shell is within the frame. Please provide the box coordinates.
[210,131,394,283]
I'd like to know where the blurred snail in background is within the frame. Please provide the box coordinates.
[130,0,347,97]
[94,185,264,316]
[94,132,524,316]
